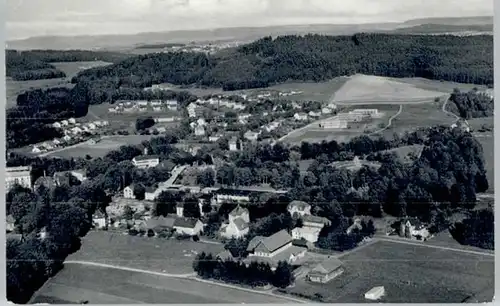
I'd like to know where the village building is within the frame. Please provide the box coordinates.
[144,187,157,201]
[229,137,241,151]
[173,218,204,236]
[6,166,32,191]
[52,122,62,128]
[216,250,235,262]
[307,258,345,283]
[399,217,431,240]
[219,205,250,239]
[132,155,160,169]
[146,215,177,236]
[123,184,137,199]
[294,112,308,121]
[194,125,206,136]
[215,189,252,204]
[166,100,178,110]
[244,131,260,141]
[287,200,312,218]
[92,211,107,229]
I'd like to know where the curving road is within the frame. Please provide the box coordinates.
[63,260,307,304]
[368,104,403,135]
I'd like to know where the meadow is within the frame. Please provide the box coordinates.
[285,240,494,303]
[31,263,297,304]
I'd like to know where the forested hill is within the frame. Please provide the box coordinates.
[71,33,493,104]
[6,50,132,81]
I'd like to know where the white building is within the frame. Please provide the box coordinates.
[365,286,385,301]
[321,107,333,114]
[229,137,240,151]
[68,118,76,124]
[132,155,160,169]
[321,118,348,129]
[173,218,204,236]
[123,185,136,199]
[350,109,378,116]
[287,200,312,218]
[187,103,198,118]
[194,125,206,136]
[294,113,308,121]
[244,131,260,141]
[61,120,69,126]
[166,100,178,110]
[6,166,32,191]
[308,111,321,118]
[52,122,62,128]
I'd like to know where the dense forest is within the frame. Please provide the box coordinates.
[5,50,132,81]
[447,89,494,119]
[69,33,493,104]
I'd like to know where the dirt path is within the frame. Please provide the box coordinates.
[368,104,403,135]
[442,98,461,123]
[63,260,306,303]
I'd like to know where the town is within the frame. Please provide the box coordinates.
[5,4,495,305]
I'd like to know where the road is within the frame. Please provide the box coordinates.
[442,97,461,123]
[368,104,403,135]
[63,260,307,304]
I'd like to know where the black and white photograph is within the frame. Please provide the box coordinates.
[4,0,495,303]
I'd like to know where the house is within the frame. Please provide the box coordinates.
[52,122,62,128]
[346,218,363,234]
[308,111,321,118]
[399,217,430,240]
[144,187,157,201]
[291,226,322,243]
[146,215,176,235]
[247,229,293,257]
[321,107,333,114]
[123,184,136,199]
[132,155,160,169]
[173,218,204,236]
[291,102,302,109]
[61,120,69,126]
[216,250,235,262]
[302,215,332,228]
[68,118,76,124]
[287,200,312,218]
[52,139,62,146]
[229,137,240,151]
[92,211,107,229]
[5,166,32,191]
[166,100,178,110]
[6,215,16,232]
[136,100,149,107]
[53,171,71,186]
[152,106,163,112]
[219,205,250,239]
[244,131,260,141]
[150,100,163,106]
[208,135,221,142]
[197,118,207,126]
[32,146,42,154]
[294,112,308,121]
[187,103,198,118]
[63,135,72,142]
[307,258,344,283]
[70,170,87,182]
[194,125,206,136]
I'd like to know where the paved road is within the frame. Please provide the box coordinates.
[63,260,306,304]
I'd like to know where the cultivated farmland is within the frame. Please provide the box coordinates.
[31,263,298,304]
[285,240,494,303]
[66,231,225,274]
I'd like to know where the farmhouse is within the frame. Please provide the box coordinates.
[132,155,160,169]
[246,229,307,268]
[287,200,312,218]
[307,258,344,283]
[399,217,430,241]
[6,166,32,191]
[173,217,203,236]
[219,205,250,239]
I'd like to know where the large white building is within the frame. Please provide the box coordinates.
[6,166,32,191]
[321,118,348,129]
[132,155,160,169]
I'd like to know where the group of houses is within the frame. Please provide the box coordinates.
[320,108,380,130]
[108,100,178,114]
[196,97,246,110]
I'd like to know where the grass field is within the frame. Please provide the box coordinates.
[285,240,494,303]
[392,77,489,93]
[31,263,296,304]
[52,61,112,78]
[332,74,448,105]
[476,132,494,193]
[47,135,155,159]
[67,231,225,274]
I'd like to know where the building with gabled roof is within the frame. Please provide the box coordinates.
[247,229,293,257]
[220,205,250,239]
[307,258,344,283]
[287,200,311,218]
[173,217,203,236]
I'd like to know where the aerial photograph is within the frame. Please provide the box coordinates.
[4,0,494,304]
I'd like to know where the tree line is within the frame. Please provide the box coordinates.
[447,88,494,119]
[193,252,295,289]
[68,33,492,103]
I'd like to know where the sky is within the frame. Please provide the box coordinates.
[6,0,493,40]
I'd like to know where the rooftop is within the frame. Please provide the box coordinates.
[133,155,160,162]
[310,258,344,274]
[173,217,200,229]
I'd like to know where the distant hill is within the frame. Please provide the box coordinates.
[389,23,493,35]
[6,16,493,51]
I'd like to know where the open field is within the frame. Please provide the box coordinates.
[332,74,448,105]
[46,135,156,159]
[476,132,494,194]
[67,231,225,274]
[6,77,73,108]
[391,77,489,93]
[285,240,494,303]
[378,100,455,137]
[31,263,297,304]
[52,61,112,78]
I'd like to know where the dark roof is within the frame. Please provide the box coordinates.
[302,215,331,226]
[173,217,200,229]
[232,217,249,231]
[247,236,265,251]
[310,258,343,274]
[292,238,309,248]
[133,155,160,161]
[287,200,310,211]
[259,229,292,253]
[146,216,175,229]
[216,250,234,261]
[229,205,249,217]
